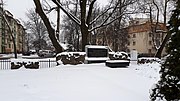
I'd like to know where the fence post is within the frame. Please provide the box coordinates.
[49,59,50,68]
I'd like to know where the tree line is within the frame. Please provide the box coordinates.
[0,0,176,58]
[31,0,175,58]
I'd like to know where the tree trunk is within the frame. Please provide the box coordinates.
[80,0,88,51]
[56,0,60,40]
[33,0,63,53]
[155,32,170,58]
[12,38,17,58]
[154,0,169,59]
[76,29,80,51]
[81,26,89,51]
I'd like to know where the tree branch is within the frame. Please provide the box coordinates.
[89,6,113,25]
[52,0,81,26]
[86,0,97,26]
[89,14,123,32]
[33,0,63,53]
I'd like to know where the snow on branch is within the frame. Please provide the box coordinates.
[89,0,137,32]
[89,6,114,26]
[89,14,124,32]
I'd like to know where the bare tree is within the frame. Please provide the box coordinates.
[24,9,49,51]
[148,0,175,58]
[45,0,139,51]
[33,0,63,53]
[155,0,175,58]
[139,0,175,58]
[110,0,137,51]
[61,0,81,51]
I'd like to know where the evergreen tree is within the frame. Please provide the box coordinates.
[150,0,180,100]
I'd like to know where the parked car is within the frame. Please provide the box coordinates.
[38,50,55,57]
[22,51,31,56]
[29,50,36,54]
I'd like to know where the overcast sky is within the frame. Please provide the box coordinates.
[4,0,107,22]
[5,0,34,21]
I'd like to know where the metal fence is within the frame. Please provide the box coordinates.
[0,59,57,70]
[0,60,11,70]
[39,60,57,69]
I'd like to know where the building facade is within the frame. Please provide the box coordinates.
[127,18,167,56]
[0,8,25,53]
[95,18,167,56]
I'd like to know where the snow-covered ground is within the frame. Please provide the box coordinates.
[0,61,161,101]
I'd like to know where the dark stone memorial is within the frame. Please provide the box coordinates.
[85,45,109,63]
[106,60,130,68]
[87,48,108,57]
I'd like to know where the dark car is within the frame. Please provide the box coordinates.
[22,51,31,56]
[38,50,55,57]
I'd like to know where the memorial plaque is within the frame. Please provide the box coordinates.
[85,45,109,63]
[87,48,108,57]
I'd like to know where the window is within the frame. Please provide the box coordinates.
[149,33,152,37]
[148,49,152,53]
[127,42,130,46]
[149,41,152,45]
[133,34,136,38]
[133,41,136,46]
[9,44,11,48]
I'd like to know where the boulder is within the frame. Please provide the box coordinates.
[56,52,85,65]
[11,62,22,69]
[24,62,39,69]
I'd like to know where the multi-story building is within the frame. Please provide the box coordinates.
[95,18,167,57]
[0,8,26,53]
[127,18,167,56]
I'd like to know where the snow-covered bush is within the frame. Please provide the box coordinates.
[56,52,86,65]
[109,51,130,60]
[137,57,161,64]
[11,62,22,69]
[56,51,130,65]
[11,59,39,69]
[23,61,39,69]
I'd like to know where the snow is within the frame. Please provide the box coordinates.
[86,45,109,49]
[112,51,130,59]
[138,57,161,62]
[0,60,160,101]
[106,60,130,63]
[85,57,109,61]
[57,52,86,56]
[11,58,39,63]
[59,43,70,50]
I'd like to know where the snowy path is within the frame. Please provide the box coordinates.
[0,63,160,101]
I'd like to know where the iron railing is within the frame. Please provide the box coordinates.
[0,59,57,70]
[0,59,11,70]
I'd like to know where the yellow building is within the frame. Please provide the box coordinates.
[95,18,167,57]
[127,18,167,56]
